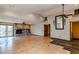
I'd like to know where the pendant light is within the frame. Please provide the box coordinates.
[44,17,47,22]
[61,4,68,18]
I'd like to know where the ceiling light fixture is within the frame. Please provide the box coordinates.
[44,17,47,22]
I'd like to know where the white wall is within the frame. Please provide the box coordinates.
[70,16,79,22]
[31,22,44,36]
[31,15,44,36]
[47,15,79,41]
[31,13,79,41]
[47,16,71,40]
[0,10,45,36]
[1,7,79,40]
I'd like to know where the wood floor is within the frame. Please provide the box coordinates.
[0,35,70,54]
[51,38,79,54]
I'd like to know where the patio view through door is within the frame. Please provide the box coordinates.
[0,25,13,37]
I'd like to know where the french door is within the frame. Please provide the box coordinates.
[0,25,13,37]
[7,26,13,36]
[0,25,6,37]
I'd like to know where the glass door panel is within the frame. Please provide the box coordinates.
[0,25,13,37]
[0,25,6,37]
[7,26,13,36]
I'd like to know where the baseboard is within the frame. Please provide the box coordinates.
[51,37,70,41]
[31,34,44,36]
[72,38,79,40]
[31,34,51,38]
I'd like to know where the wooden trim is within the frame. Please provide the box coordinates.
[31,34,51,38]
[51,37,70,41]
[70,22,73,41]
[31,34,45,37]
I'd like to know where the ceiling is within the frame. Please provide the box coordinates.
[0,4,79,16]
[0,4,79,23]
[0,4,58,15]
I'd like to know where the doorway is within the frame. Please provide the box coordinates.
[0,25,14,37]
[70,21,79,40]
[44,24,50,36]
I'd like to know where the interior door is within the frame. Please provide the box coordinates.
[44,24,50,36]
[72,22,79,39]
